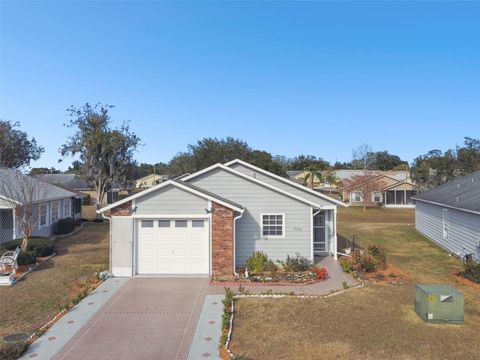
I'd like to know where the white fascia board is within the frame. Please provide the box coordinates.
[97,179,243,214]
[224,159,346,207]
[412,197,480,216]
[183,163,328,210]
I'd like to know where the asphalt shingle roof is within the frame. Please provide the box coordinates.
[413,171,480,213]
[34,174,91,190]
[173,179,244,210]
[0,168,77,204]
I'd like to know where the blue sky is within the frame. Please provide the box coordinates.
[1,1,479,170]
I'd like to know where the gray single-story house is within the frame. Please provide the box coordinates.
[0,168,81,244]
[98,159,346,277]
[413,170,480,262]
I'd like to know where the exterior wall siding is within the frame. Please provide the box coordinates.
[228,163,335,207]
[416,201,480,261]
[135,186,208,215]
[188,167,312,265]
[111,216,134,276]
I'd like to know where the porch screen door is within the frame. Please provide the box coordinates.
[313,212,327,254]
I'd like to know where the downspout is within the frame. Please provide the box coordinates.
[233,209,245,276]
[101,212,112,272]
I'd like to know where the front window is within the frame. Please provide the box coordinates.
[51,201,60,222]
[261,214,284,237]
[63,199,71,218]
[352,191,362,202]
[39,203,48,227]
[371,191,382,202]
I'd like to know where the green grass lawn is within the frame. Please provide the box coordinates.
[0,223,109,339]
[230,208,480,360]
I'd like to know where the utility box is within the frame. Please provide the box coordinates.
[415,285,464,324]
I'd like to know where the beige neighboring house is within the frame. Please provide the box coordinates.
[135,174,169,189]
[341,173,416,208]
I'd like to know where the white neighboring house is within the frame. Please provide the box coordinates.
[413,170,480,262]
[0,169,81,244]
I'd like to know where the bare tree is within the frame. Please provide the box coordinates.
[344,174,386,211]
[0,169,47,250]
[352,144,376,172]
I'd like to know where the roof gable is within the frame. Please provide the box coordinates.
[183,163,336,209]
[97,179,244,214]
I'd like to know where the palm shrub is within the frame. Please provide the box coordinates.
[246,251,269,273]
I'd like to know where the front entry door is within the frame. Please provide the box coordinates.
[313,212,327,255]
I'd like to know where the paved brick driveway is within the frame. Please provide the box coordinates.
[54,278,210,360]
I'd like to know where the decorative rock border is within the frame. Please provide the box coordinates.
[223,281,365,358]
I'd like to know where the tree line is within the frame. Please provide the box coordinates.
[1,103,479,205]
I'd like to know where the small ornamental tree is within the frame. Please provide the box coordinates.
[0,170,47,251]
[344,174,386,211]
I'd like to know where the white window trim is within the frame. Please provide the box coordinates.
[442,208,449,240]
[351,191,363,203]
[63,199,71,218]
[39,203,49,228]
[260,213,285,239]
[371,191,382,202]
[51,200,60,223]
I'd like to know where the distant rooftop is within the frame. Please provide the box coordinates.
[1,168,78,204]
[34,173,91,190]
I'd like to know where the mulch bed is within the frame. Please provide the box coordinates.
[454,271,480,290]
[362,263,410,284]
[211,271,326,286]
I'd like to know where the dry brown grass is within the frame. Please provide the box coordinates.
[0,223,109,339]
[338,206,415,224]
[230,208,480,360]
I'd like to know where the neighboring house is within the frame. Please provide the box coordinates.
[98,159,346,277]
[0,169,81,244]
[35,174,127,206]
[135,174,169,189]
[341,173,416,208]
[413,171,480,262]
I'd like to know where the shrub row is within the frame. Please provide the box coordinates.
[55,218,76,235]
[461,262,480,284]
[0,237,55,265]
[340,245,387,273]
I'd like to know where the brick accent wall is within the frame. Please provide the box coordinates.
[110,201,132,216]
[211,202,234,275]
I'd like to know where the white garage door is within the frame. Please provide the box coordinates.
[137,218,209,275]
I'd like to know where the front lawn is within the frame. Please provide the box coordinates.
[229,208,480,359]
[0,223,109,340]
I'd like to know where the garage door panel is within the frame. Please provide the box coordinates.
[137,219,209,275]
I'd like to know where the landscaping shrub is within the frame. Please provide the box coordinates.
[361,254,377,273]
[277,253,312,272]
[367,245,386,268]
[0,341,28,360]
[264,260,278,272]
[55,217,75,235]
[311,266,328,280]
[339,257,353,272]
[17,251,37,265]
[246,251,269,273]
[1,237,54,258]
[461,261,480,284]
[220,287,234,346]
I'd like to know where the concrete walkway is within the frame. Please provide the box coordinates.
[21,277,129,360]
[187,295,224,360]
[208,256,357,295]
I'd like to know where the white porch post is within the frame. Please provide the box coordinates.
[333,208,338,260]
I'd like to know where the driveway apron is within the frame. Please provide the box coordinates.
[53,277,210,360]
